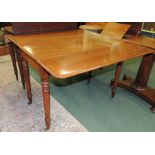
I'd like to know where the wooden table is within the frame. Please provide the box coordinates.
[6,30,154,129]
[4,23,80,89]
[112,35,155,112]
[124,35,155,48]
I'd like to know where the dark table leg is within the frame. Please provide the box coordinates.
[110,62,123,97]
[15,46,25,89]
[21,58,32,105]
[41,72,51,130]
[133,54,155,89]
[20,51,51,129]
[8,42,18,81]
[112,54,155,112]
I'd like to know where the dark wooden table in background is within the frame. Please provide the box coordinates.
[113,35,155,112]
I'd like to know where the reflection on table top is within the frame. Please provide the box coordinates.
[124,35,155,49]
[7,30,155,78]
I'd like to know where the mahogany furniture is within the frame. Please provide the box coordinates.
[4,22,80,87]
[124,35,155,48]
[4,22,140,85]
[111,35,155,111]
[6,30,154,129]
[86,22,131,83]
[10,22,79,34]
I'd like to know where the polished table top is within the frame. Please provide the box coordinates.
[124,35,155,49]
[7,30,154,78]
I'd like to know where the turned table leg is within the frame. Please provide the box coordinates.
[8,42,18,81]
[15,47,25,89]
[41,73,51,130]
[111,62,123,97]
[22,58,32,105]
[21,52,51,129]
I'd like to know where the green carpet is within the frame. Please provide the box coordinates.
[30,58,155,132]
